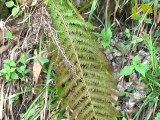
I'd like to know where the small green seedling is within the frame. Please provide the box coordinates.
[5,0,19,16]
[125,28,130,38]
[120,55,148,77]
[17,53,30,76]
[0,59,18,81]
[93,18,112,48]
[93,27,112,48]
[0,53,29,81]
[131,35,143,44]
[27,50,49,65]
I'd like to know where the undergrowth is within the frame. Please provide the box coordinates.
[1,0,160,120]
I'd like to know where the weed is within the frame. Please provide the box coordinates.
[0,53,29,81]
[5,0,19,17]
[125,28,130,39]
[120,55,148,77]
[93,24,112,48]
[155,112,160,120]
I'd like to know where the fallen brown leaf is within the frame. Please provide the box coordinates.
[33,56,42,85]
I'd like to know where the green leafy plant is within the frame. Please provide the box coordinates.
[48,0,119,119]
[155,112,160,120]
[17,53,30,76]
[131,35,143,44]
[0,59,18,81]
[125,28,130,38]
[0,53,29,81]
[27,50,49,65]
[5,0,19,16]
[120,55,148,77]
[94,27,112,48]
[142,33,160,88]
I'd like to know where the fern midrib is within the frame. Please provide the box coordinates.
[52,1,97,118]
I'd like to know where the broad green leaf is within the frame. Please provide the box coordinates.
[137,37,143,43]
[5,65,11,72]
[24,69,30,74]
[144,18,152,24]
[125,28,130,38]
[5,30,13,40]
[12,7,19,16]
[9,60,16,67]
[17,66,26,73]
[0,69,7,74]
[131,35,137,43]
[102,39,109,48]
[155,112,160,120]
[10,68,16,72]
[132,55,139,66]
[11,73,18,79]
[20,53,27,64]
[39,58,49,65]
[120,66,134,76]
[5,1,14,8]
[6,74,10,81]
[135,64,147,77]
[4,59,11,64]
[93,27,112,48]
[101,28,112,48]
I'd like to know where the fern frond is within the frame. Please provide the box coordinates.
[48,0,119,119]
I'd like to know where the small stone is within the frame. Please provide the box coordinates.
[119,32,124,39]
[138,50,147,56]
[113,51,122,57]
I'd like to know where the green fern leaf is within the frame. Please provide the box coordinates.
[48,0,119,119]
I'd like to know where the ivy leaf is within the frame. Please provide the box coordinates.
[5,1,14,8]
[120,66,134,76]
[135,64,147,77]
[12,7,19,16]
